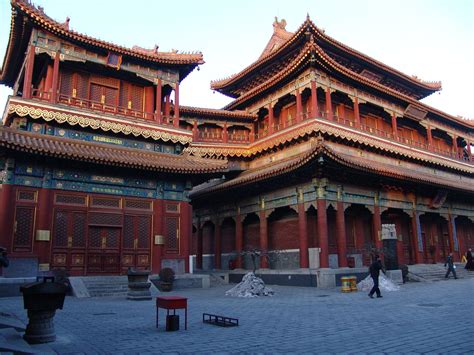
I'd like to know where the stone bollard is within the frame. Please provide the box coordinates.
[20,276,67,344]
[127,268,152,300]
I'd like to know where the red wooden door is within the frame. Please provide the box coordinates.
[87,227,121,274]
[51,210,87,275]
[122,214,151,273]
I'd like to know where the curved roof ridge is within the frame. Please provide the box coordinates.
[11,0,204,64]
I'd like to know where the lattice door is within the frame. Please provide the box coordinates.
[13,206,35,252]
[121,215,151,270]
[165,216,179,253]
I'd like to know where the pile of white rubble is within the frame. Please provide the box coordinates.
[225,272,274,298]
[357,273,400,292]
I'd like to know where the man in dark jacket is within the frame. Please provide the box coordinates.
[368,255,385,298]
[444,252,457,279]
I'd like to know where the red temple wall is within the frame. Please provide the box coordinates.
[221,220,236,253]
[243,218,260,251]
[268,216,299,250]
[202,222,214,254]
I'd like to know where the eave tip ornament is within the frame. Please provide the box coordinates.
[273,17,287,32]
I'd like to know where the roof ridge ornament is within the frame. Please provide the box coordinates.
[273,17,287,32]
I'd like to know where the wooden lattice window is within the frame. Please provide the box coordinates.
[13,206,35,251]
[137,216,151,249]
[165,216,179,252]
[165,203,180,213]
[124,199,152,211]
[89,227,101,248]
[17,190,37,202]
[76,72,89,99]
[123,215,135,249]
[119,82,129,108]
[130,84,144,110]
[59,70,73,96]
[91,197,121,208]
[89,213,122,226]
[53,211,68,247]
[106,228,120,248]
[72,212,86,247]
[55,194,87,206]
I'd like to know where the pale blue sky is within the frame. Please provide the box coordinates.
[1,0,473,118]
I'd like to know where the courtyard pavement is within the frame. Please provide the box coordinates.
[1,277,473,354]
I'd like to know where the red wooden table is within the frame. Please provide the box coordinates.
[156,296,188,330]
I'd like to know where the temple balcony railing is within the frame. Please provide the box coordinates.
[228,133,250,144]
[31,89,166,123]
[253,110,472,164]
[198,131,223,143]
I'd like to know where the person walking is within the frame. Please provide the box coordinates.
[444,252,457,279]
[464,248,473,271]
[368,255,385,298]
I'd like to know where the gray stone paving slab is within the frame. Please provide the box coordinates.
[0,277,473,354]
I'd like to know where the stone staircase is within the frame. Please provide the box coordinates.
[408,263,474,281]
[69,276,129,298]
[0,313,55,354]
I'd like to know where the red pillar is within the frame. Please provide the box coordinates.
[296,88,302,123]
[467,140,472,162]
[268,104,274,135]
[50,51,60,103]
[223,123,228,143]
[235,214,243,268]
[155,80,162,123]
[23,45,36,99]
[427,125,433,150]
[35,188,52,265]
[298,202,309,268]
[214,220,221,269]
[259,210,269,268]
[336,200,348,267]
[152,200,164,274]
[391,112,398,139]
[192,120,198,141]
[196,221,203,269]
[173,84,179,127]
[311,80,319,118]
[353,97,361,128]
[325,87,333,121]
[144,86,154,119]
[181,202,192,273]
[44,64,53,99]
[164,95,170,121]
[411,211,422,264]
[373,204,383,251]
[0,185,14,258]
[447,214,456,260]
[317,197,329,268]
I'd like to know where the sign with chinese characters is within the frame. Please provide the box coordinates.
[381,224,397,240]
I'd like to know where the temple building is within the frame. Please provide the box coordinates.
[0,1,472,282]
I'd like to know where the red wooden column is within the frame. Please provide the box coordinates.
[353,97,361,128]
[316,184,329,268]
[235,212,243,268]
[223,123,228,143]
[23,45,36,99]
[192,120,198,141]
[268,104,274,135]
[325,87,333,121]
[0,184,14,261]
[196,219,203,269]
[466,140,472,162]
[152,200,164,274]
[426,125,433,150]
[155,79,162,123]
[411,211,422,264]
[173,83,179,127]
[44,64,53,99]
[259,200,269,268]
[311,79,319,118]
[35,188,53,266]
[214,220,221,269]
[447,213,456,260]
[297,188,309,268]
[249,124,255,143]
[164,95,171,121]
[452,134,458,158]
[296,87,302,123]
[391,112,398,139]
[144,86,154,119]
[336,186,347,267]
[50,51,60,103]
[372,193,383,251]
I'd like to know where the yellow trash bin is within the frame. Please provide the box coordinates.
[349,276,358,292]
[341,276,351,293]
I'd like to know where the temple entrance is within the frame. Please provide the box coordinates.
[86,227,121,274]
[420,213,449,263]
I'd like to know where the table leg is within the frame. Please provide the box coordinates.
[156,307,159,328]
[185,307,187,330]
